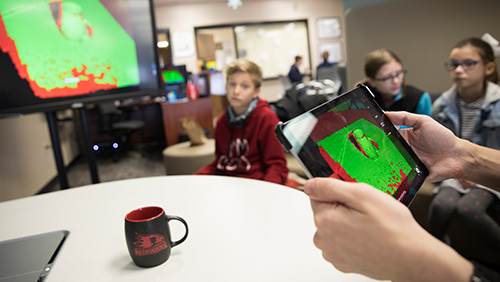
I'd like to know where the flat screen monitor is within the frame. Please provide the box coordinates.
[161,65,187,85]
[162,65,187,99]
[0,0,163,116]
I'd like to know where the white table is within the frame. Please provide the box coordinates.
[0,175,379,281]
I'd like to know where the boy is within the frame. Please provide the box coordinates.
[195,59,288,184]
[287,55,305,83]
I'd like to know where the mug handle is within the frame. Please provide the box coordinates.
[166,215,189,247]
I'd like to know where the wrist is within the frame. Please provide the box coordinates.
[455,139,475,180]
[392,227,473,282]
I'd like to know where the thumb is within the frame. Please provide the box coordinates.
[385,111,417,128]
[304,178,383,212]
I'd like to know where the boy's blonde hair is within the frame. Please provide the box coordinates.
[226,59,263,89]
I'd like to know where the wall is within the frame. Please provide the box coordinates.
[0,111,79,202]
[154,0,344,101]
[345,0,500,93]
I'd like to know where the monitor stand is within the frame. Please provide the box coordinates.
[46,106,99,189]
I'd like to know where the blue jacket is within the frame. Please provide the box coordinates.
[317,60,336,70]
[287,65,303,83]
[432,81,500,150]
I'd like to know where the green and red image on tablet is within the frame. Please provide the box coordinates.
[275,84,428,206]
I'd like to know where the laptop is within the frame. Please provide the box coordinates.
[0,230,69,282]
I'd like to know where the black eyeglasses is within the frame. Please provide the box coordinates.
[373,69,407,82]
[444,60,481,72]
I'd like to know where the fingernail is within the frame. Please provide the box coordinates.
[304,179,315,195]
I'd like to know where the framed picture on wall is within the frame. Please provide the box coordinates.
[172,30,195,58]
[319,42,343,63]
[317,17,341,39]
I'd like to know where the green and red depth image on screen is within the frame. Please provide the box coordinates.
[0,0,140,99]
[309,101,415,199]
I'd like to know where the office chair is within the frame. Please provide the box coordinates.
[278,75,293,91]
[97,101,146,161]
[276,75,293,99]
[316,66,342,96]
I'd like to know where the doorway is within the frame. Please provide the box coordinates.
[157,28,172,68]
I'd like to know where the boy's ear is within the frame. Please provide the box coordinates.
[253,87,261,98]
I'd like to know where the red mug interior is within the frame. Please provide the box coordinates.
[126,206,164,222]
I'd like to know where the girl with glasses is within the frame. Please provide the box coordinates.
[359,48,432,115]
[429,37,500,250]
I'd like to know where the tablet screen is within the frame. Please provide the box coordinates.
[277,85,428,206]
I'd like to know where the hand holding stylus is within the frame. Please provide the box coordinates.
[385,111,464,183]
[386,111,500,190]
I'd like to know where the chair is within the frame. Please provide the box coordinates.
[277,75,293,99]
[337,66,347,93]
[278,75,293,91]
[162,139,215,175]
[97,101,145,160]
[316,66,342,96]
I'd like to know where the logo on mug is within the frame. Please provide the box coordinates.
[133,232,168,256]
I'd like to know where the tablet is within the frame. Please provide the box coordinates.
[0,230,69,282]
[275,84,428,206]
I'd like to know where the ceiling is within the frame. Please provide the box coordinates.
[154,0,240,4]
[153,0,295,5]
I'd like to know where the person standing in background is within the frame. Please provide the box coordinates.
[316,51,335,71]
[287,55,308,84]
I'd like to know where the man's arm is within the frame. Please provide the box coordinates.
[460,141,500,190]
